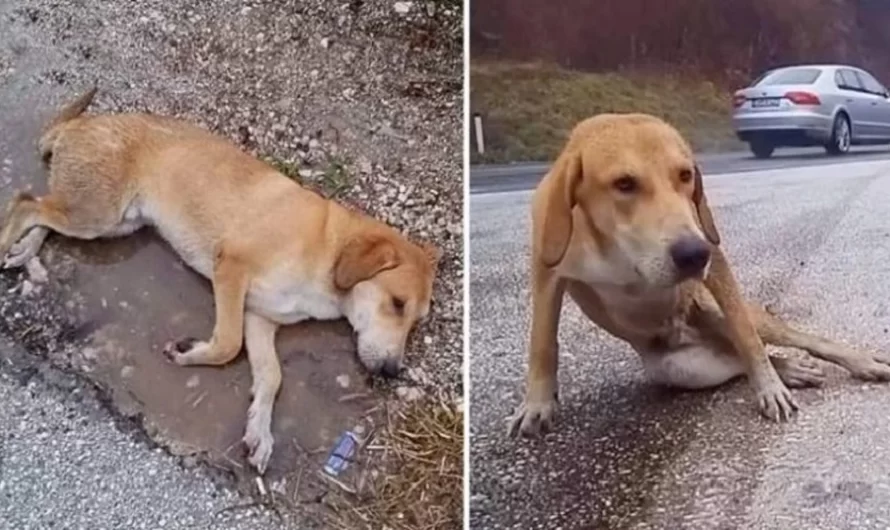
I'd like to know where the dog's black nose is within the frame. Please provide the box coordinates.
[669,236,711,277]
[380,360,402,379]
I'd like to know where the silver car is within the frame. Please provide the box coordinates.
[732,64,890,158]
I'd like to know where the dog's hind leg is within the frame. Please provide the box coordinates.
[240,310,282,474]
[0,192,135,264]
[163,247,249,366]
[751,304,890,381]
[0,193,48,263]
[2,226,49,269]
[640,346,824,390]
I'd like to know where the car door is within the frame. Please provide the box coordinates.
[837,69,877,138]
[854,69,890,140]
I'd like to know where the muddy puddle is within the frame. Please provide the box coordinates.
[1,88,384,492]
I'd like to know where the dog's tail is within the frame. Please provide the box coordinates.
[38,85,98,164]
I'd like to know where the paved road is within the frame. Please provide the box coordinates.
[0,339,289,530]
[469,158,890,529]
[470,146,890,194]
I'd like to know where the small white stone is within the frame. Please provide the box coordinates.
[186,375,201,388]
[82,347,99,361]
[320,37,331,49]
[336,374,351,388]
[396,386,424,401]
[25,257,48,284]
[394,1,413,14]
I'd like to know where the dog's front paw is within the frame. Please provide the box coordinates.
[162,337,203,365]
[507,393,558,438]
[243,422,274,475]
[754,374,797,422]
[771,355,825,388]
[847,353,890,382]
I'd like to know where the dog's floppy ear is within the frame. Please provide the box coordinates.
[539,151,583,267]
[334,234,401,290]
[692,164,720,245]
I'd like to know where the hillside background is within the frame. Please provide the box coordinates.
[470,0,890,163]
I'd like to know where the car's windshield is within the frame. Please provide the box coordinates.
[755,67,822,86]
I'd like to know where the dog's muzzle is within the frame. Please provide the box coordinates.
[669,235,711,279]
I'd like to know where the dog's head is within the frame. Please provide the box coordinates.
[334,231,441,378]
[538,113,720,289]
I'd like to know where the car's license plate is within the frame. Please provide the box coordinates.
[752,98,781,108]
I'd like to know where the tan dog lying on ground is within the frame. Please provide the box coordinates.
[509,113,890,436]
[0,88,442,473]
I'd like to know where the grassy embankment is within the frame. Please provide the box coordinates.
[471,61,742,164]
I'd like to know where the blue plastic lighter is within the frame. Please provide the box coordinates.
[323,431,360,476]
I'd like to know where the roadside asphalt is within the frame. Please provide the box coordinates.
[0,340,288,530]
[469,152,890,529]
[470,146,890,194]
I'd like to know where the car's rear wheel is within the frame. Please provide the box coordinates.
[825,113,851,156]
[750,140,775,159]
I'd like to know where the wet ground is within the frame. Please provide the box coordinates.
[0,77,381,497]
[469,158,890,529]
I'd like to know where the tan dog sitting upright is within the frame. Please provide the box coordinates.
[0,88,442,473]
[509,113,890,436]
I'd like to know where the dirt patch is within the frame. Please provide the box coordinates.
[470,60,743,164]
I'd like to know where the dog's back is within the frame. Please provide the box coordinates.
[35,89,324,278]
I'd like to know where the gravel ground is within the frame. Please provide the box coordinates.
[0,0,462,527]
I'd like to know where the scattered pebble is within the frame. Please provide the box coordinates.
[394,2,413,15]
[25,257,48,284]
[396,386,424,402]
[185,375,200,389]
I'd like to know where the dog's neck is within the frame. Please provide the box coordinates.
[588,280,700,348]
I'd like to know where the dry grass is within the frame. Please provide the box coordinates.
[325,396,464,530]
[470,60,742,164]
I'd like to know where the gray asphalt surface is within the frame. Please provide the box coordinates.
[470,146,890,194]
[469,158,890,529]
[0,339,291,530]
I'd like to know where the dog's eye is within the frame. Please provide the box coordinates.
[613,175,638,193]
[679,169,693,183]
[392,297,406,313]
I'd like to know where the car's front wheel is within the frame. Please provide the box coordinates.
[750,140,775,159]
[825,113,851,156]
